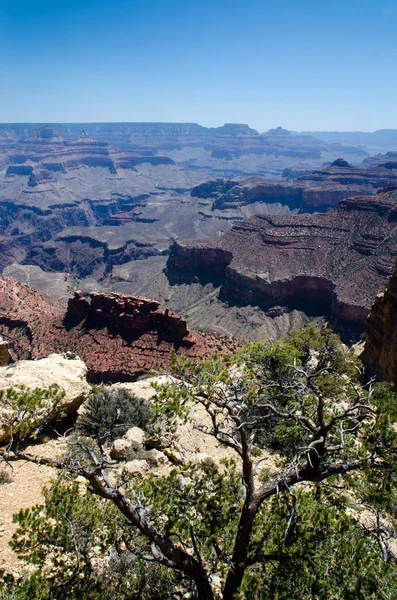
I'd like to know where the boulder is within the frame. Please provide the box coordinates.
[0,353,90,442]
[123,459,149,475]
[141,448,169,466]
[110,438,132,460]
[123,426,145,448]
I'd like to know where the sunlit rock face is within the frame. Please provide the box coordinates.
[0,353,90,442]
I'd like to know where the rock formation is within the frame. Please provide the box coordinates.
[363,261,397,385]
[0,277,235,383]
[167,189,397,339]
[68,290,190,342]
[0,353,90,442]
[192,161,397,214]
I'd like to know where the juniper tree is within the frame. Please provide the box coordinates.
[2,325,397,599]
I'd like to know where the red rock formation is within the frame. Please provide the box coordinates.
[69,291,190,342]
[167,189,397,338]
[0,278,233,383]
[362,262,397,385]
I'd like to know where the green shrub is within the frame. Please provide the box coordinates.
[77,387,152,444]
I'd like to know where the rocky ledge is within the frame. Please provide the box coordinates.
[68,291,190,342]
[167,189,397,339]
[0,277,234,382]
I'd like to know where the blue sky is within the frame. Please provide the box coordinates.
[1,0,396,130]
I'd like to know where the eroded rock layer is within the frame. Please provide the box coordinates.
[167,190,397,338]
[0,277,233,382]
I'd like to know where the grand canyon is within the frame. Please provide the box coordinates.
[3,0,397,596]
[2,122,397,344]
[2,121,397,596]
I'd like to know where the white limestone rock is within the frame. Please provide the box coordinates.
[123,426,145,448]
[0,353,90,442]
[110,438,132,460]
[123,459,149,475]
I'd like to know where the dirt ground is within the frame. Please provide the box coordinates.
[0,439,64,575]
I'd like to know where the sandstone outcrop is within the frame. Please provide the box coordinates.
[0,353,90,442]
[363,261,397,385]
[69,290,190,342]
[167,189,397,338]
[0,277,234,383]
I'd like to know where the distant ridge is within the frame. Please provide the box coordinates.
[299,129,397,150]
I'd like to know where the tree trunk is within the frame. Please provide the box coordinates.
[222,501,257,600]
[194,574,216,600]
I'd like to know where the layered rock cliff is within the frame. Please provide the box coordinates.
[167,189,397,338]
[192,161,397,213]
[363,262,397,385]
[0,277,233,382]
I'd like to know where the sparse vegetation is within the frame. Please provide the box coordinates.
[0,386,65,443]
[0,468,12,485]
[2,325,397,598]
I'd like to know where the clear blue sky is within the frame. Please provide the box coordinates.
[1,0,396,131]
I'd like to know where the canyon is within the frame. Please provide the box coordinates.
[166,189,397,340]
[0,123,369,179]
[1,122,397,343]
[191,158,397,213]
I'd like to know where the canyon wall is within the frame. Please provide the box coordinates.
[192,161,397,213]
[167,189,397,338]
[363,262,397,385]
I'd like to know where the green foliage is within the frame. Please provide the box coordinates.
[132,458,242,578]
[76,386,152,444]
[241,488,397,600]
[3,324,397,599]
[351,382,397,518]
[0,386,65,441]
[7,477,181,600]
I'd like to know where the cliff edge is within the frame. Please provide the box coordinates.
[363,261,397,385]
